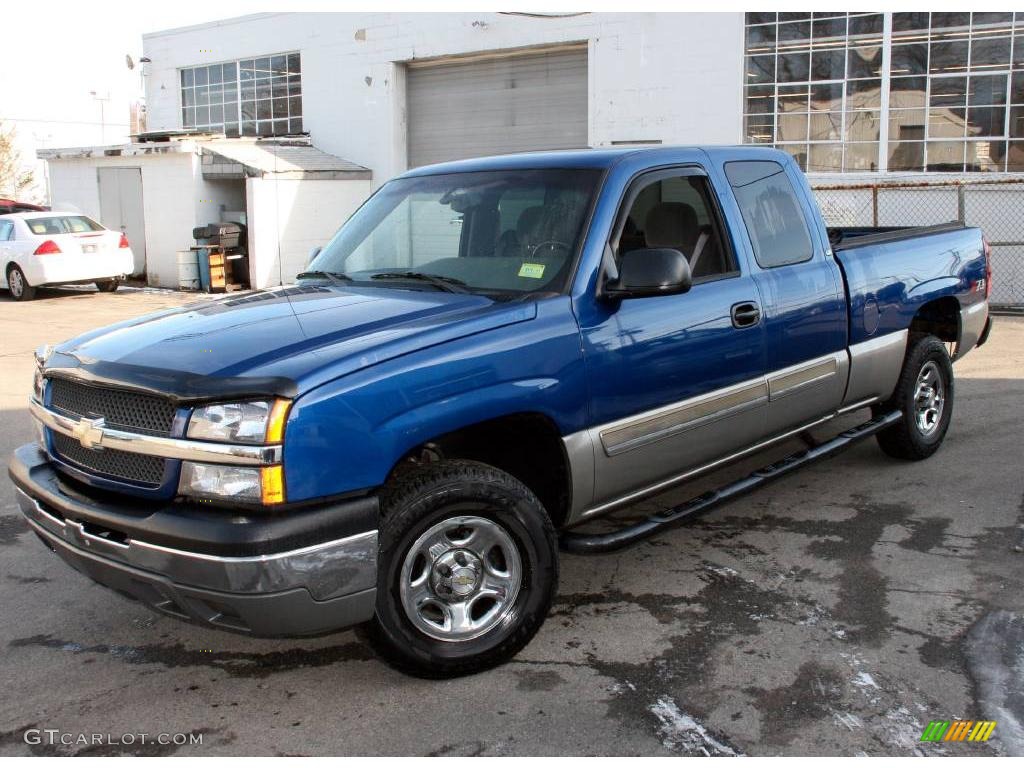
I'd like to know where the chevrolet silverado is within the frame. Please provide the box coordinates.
[9,146,992,677]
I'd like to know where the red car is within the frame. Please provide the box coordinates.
[0,199,48,215]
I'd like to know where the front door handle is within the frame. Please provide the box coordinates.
[731,301,761,328]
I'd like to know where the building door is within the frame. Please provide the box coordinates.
[98,167,145,276]
[406,47,588,168]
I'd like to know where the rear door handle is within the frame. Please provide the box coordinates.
[731,301,761,329]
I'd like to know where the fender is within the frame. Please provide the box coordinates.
[282,297,588,501]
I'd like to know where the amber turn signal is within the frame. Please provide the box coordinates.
[265,399,292,443]
[261,465,285,505]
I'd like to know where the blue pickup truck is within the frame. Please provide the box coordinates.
[10,146,992,677]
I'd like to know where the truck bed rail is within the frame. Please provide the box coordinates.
[828,222,965,252]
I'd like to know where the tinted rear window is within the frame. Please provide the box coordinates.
[724,160,813,269]
[27,216,104,236]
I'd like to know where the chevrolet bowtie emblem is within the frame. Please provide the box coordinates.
[72,417,106,450]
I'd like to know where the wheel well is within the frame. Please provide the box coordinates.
[910,297,960,344]
[388,413,572,527]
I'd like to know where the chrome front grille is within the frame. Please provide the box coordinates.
[46,378,177,488]
[48,378,176,436]
[51,432,166,487]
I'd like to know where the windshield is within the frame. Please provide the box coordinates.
[306,168,601,296]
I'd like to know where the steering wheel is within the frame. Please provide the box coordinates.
[529,240,571,259]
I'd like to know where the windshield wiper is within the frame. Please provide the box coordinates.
[295,270,353,284]
[369,271,469,293]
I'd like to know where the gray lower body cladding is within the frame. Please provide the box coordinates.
[562,330,909,523]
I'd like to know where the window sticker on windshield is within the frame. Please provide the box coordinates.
[518,263,546,279]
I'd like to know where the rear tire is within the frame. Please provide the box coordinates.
[363,460,558,678]
[95,279,119,293]
[6,265,35,301]
[873,334,954,460]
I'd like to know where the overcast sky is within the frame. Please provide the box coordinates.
[4,1,475,156]
[2,5,278,200]
[6,7,232,142]
[2,2,758,201]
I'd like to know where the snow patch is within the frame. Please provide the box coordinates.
[649,696,740,757]
[833,711,863,731]
[704,563,739,579]
[965,610,1024,755]
[882,705,930,755]
[852,671,879,689]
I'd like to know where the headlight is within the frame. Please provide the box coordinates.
[33,416,46,450]
[182,399,290,506]
[32,365,46,447]
[179,462,285,505]
[33,368,44,402]
[34,343,54,367]
[187,399,290,443]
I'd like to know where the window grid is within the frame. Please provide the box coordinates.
[180,52,302,138]
[744,12,885,173]
[745,12,1024,172]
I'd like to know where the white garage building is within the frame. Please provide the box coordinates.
[37,12,1024,300]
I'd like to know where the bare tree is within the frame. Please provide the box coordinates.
[0,121,36,201]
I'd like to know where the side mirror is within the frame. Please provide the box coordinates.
[307,246,322,266]
[604,248,692,300]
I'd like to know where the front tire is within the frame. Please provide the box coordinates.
[873,334,954,460]
[364,460,558,678]
[95,279,119,293]
[7,265,35,301]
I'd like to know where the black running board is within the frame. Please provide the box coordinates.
[559,410,903,555]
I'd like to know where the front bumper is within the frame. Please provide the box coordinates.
[9,444,379,637]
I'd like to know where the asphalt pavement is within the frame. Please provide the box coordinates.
[1,285,1022,756]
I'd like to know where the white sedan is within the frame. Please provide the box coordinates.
[0,212,136,301]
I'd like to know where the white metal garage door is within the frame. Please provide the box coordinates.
[407,47,588,168]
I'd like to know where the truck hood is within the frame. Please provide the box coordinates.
[47,285,536,401]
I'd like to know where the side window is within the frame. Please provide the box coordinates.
[0,221,12,241]
[616,174,736,282]
[724,160,814,269]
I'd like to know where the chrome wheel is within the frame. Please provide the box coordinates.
[399,515,522,642]
[9,269,23,298]
[913,360,944,436]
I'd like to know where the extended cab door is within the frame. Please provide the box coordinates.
[721,159,848,437]
[576,166,768,511]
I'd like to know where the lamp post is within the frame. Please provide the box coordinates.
[126,55,151,137]
[32,130,53,205]
[89,90,110,144]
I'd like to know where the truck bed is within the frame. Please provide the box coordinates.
[830,222,987,348]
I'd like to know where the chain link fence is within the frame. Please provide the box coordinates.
[810,177,1024,310]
